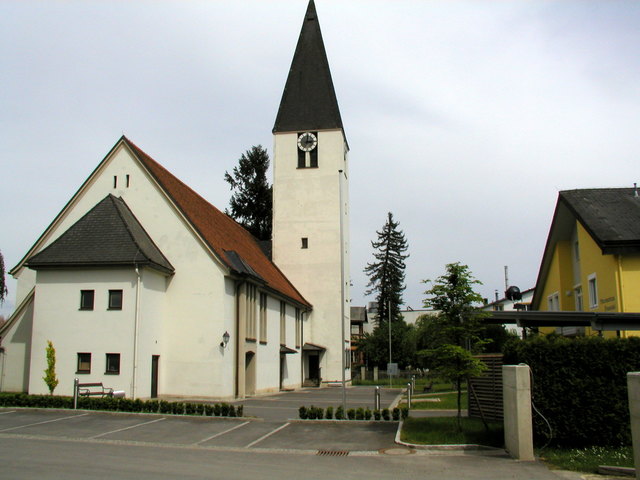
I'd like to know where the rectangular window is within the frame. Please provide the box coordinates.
[259,293,267,343]
[108,290,123,310]
[77,353,91,374]
[588,274,598,308]
[280,301,286,345]
[295,308,301,348]
[547,292,560,311]
[80,290,94,310]
[245,284,257,340]
[105,353,120,375]
[574,285,583,311]
[301,237,308,249]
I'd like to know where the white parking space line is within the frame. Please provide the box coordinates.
[0,413,89,432]
[245,422,290,448]
[91,417,166,439]
[193,421,250,445]
[0,411,16,415]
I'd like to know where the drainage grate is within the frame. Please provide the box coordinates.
[316,450,349,457]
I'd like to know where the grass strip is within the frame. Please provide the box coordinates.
[403,391,468,410]
[538,446,634,474]
[400,416,503,447]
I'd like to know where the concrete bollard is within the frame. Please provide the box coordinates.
[502,364,534,461]
[407,382,412,409]
[374,386,381,411]
[627,373,640,479]
[373,366,378,381]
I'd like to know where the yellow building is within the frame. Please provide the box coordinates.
[531,188,640,337]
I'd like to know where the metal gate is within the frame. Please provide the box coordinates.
[468,354,503,421]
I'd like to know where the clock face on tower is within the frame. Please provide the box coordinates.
[297,132,317,152]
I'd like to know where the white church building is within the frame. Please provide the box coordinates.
[0,0,351,401]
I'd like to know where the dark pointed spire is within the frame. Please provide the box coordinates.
[273,0,344,134]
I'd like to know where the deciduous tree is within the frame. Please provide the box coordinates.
[0,250,7,305]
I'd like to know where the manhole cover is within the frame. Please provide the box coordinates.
[380,448,415,456]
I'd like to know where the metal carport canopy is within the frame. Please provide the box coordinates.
[486,310,640,331]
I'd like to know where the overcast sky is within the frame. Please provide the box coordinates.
[1,1,639,317]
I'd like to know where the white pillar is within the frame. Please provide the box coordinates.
[627,372,640,479]
[502,364,534,461]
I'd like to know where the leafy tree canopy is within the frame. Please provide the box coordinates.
[363,212,409,326]
[358,320,416,369]
[224,145,273,241]
[422,262,487,352]
[0,250,7,305]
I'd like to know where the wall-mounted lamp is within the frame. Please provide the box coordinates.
[220,331,230,348]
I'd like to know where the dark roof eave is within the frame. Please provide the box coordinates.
[26,261,174,276]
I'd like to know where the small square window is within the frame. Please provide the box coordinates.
[108,290,123,310]
[301,237,308,249]
[105,353,120,375]
[80,290,94,310]
[77,353,91,374]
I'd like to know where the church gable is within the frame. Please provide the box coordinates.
[26,194,174,274]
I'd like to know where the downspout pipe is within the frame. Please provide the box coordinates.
[132,266,141,399]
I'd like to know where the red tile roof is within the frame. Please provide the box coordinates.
[123,136,310,308]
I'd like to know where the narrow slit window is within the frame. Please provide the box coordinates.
[301,237,308,249]
[126,174,130,188]
[113,176,117,188]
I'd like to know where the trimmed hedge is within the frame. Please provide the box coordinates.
[0,393,243,418]
[298,405,408,421]
[503,335,640,448]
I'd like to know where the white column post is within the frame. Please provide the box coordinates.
[502,364,534,461]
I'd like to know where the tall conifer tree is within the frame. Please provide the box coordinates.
[224,146,273,241]
[364,212,409,326]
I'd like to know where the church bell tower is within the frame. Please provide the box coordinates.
[272,0,350,385]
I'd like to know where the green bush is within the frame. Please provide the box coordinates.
[503,336,640,447]
[401,407,409,420]
[325,406,334,419]
[355,407,364,420]
[299,406,308,419]
[213,403,221,416]
[347,408,356,420]
[159,400,171,414]
[364,408,372,420]
[335,405,344,420]
[392,408,400,421]
[382,408,390,421]
[204,404,214,416]
[374,409,381,420]
[236,405,243,417]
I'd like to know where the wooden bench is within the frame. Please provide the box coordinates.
[77,382,113,398]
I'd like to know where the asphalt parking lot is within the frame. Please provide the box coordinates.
[0,387,404,454]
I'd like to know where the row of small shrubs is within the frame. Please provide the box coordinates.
[503,335,640,448]
[299,405,408,421]
[0,393,243,417]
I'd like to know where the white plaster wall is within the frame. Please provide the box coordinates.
[13,144,233,399]
[28,269,139,396]
[272,130,350,383]
[0,298,34,392]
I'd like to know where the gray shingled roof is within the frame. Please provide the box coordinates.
[560,188,640,253]
[26,194,174,274]
[272,0,344,134]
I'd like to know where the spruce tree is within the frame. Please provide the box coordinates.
[364,212,409,326]
[224,145,272,241]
